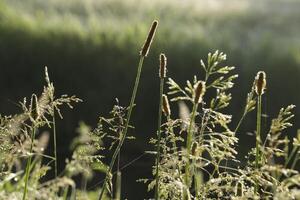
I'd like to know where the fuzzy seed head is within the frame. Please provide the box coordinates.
[194,81,206,104]
[159,53,167,78]
[140,20,158,57]
[162,94,171,116]
[255,71,266,96]
[30,94,40,121]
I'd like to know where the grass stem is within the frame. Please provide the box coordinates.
[22,127,36,200]
[98,56,145,200]
[155,77,164,200]
[255,95,262,168]
[184,102,198,199]
[53,111,58,177]
[255,95,262,192]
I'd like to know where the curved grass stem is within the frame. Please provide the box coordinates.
[98,56,145,200]
[155,77,164,200]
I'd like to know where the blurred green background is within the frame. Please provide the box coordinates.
[0,0,300,199]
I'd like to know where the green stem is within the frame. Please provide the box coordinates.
[98,56,145,200]
[255,95,262,168]
[115,171,121,200]
[63,186,69,200]
[291,148,300,170]
[234,112,247,134]
[255,95,262,193]
[285,146,298,167]
[53,111,58,178]
[184,103,198,199]
[155,77,164,200]
[22,127,36,200]
[115,151,121,200]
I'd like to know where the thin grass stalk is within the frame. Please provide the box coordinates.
[285,146,298,167]
[255,95,262,193]
[22,127,36,200]
[98,56,145,200]
[115,151,121,200]
[115,171,121,200]
[63,186,69,200]
[235,112,247,134]
[291,148,300,169]
[222,104,249,172]
[98,21,157,199]
[255,95,262,168]
[184,103,198,196]
[154,76,164,200]
[52,111,58,177]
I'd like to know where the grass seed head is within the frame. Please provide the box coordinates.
[30,94,40,121]
[255,71,266,96]
[159,53,167,78]
[194,81,206,104]
[162,94,171,116]
[140,20,158,57]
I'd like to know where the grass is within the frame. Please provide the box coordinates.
[0,1,300,199]
[0,31,299,199]
[154,53,166,200]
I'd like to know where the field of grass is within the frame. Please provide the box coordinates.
[0,0,300,199]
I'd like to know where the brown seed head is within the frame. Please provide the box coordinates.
[255,71,266,96]
[30,94,40,121]
[159,53,167,78]
[140,20,158,57]
[162,94,171,116]
[194,81,206,104]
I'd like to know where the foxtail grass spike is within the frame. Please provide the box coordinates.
[140,20,158,57]
[162,94,171,116]
[254,71,266,192]
[194,81,206,104]
[159,53,167,78]
[255,71,266,96]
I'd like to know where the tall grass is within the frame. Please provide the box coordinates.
[0,5,299,198]
[154,53,167,200]
[98,20,158,200]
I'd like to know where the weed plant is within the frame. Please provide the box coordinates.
[0,20,299,200]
